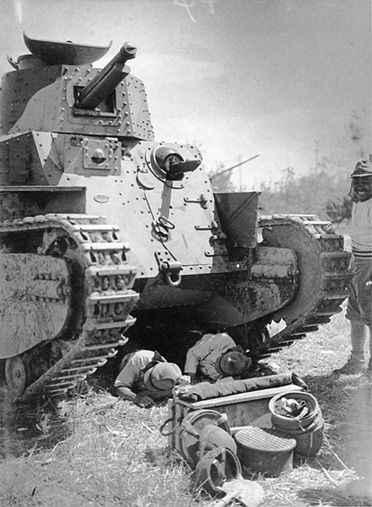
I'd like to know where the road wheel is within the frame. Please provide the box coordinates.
[5,356,27,397]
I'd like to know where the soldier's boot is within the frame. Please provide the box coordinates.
[335,353,366,375]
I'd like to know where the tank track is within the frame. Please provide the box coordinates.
[0,213,139,402]
[257,214,352,357]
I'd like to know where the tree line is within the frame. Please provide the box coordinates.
[208,109,367,223]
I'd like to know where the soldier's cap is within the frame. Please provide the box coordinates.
[215,349,252,377]
[143,362,182,392]
[351,160,372,178]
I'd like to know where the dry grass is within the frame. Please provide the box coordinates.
[262,305,372,507]
[1,304,371,506]
[0,396,195,506]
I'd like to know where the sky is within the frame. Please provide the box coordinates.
[0,0,370,188]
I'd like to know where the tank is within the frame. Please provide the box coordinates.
[0,34,351,402]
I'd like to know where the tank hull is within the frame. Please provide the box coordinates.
[0,35,352,402]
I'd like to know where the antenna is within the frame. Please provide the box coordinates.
[209,154,260,181]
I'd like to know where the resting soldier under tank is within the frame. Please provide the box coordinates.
[114,350,189,407]
[184,332,252,383]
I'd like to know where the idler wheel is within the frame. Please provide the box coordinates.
[5,356,27,397]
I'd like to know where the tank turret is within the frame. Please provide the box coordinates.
[0,33,153,140]
[0,34,352,404]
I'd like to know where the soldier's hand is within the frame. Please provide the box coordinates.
[134,394,154,408]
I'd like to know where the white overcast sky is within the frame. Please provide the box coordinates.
[0,0,371,188]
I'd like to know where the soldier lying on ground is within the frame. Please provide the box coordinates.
[114,350,190,407]
[184,331,252,383]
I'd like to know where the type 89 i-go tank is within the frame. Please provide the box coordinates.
[0,34,351,402]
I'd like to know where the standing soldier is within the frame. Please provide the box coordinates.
[336,160,372,377]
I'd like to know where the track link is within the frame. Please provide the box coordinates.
[258,214,352,357]
[0,213,139,401]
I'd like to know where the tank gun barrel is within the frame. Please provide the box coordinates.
[76,42,137,110]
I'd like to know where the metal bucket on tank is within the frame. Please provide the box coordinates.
[269,391,324,457]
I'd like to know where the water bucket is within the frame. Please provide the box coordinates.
[268,391,324,457]
[235,426,296,477]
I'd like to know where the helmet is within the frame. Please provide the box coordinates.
[143,362,182,392]
[215,350,251,377]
